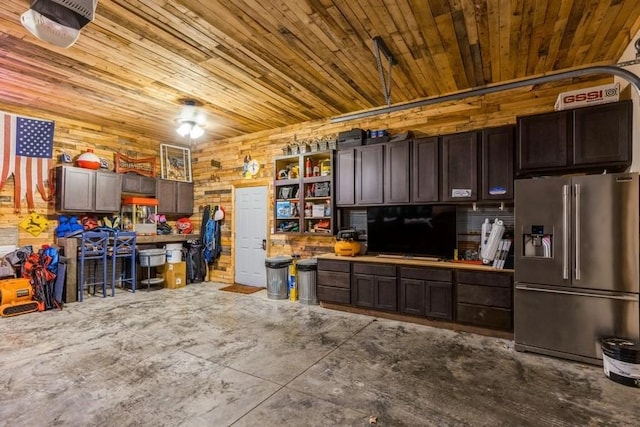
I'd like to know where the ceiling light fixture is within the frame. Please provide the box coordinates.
[176,99,205,139]
[176,121,204,139]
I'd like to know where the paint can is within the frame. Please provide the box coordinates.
[601,337,640,388]
[165,243,183,263]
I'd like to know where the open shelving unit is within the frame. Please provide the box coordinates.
[274,150,335,235]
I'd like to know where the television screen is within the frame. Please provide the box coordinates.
[366,205,457,259]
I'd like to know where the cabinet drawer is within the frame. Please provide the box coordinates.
[456,303,512,330]
[318,259,351,273]
[317,285,350,304]
[352,263,395,276]
[399,267,451,282]
[317,271,350,289]
[457,284,512,309]
[457,270,512,287]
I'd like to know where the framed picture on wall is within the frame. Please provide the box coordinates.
[160,144,192,182]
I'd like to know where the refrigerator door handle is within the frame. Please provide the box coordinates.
[562,184,569,280]
[574,183,581,281]
[515,284,639,301]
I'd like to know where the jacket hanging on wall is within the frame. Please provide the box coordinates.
[203,205,222,263]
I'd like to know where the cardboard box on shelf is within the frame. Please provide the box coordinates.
[156,261,186,289]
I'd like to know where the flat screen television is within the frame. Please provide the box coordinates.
[366,205,457,259]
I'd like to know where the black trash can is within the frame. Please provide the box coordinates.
[601,337,640,388]
[297,258,318,305]
[265,256,292,300]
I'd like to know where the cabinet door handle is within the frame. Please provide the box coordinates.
[261,239,266,250]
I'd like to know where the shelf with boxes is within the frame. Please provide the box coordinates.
[274,151,335,235]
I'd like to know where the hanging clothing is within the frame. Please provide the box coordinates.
[203,206,222,263]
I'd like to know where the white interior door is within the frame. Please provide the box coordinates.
[234,186,268,286]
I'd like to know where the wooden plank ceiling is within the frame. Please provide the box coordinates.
[1,0,640,145]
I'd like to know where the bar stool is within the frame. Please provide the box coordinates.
[138,248,166,291]
[77,231,109,301]
[109,230,137,296]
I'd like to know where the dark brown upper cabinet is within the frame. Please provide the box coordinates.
[335,149,356,206]
[412,137,439,203]
[337,128,513,207]
[384,140,411,204]
[517,110,569,172]
[157,179,194,216]
[55,166,122,213]
[573,100,631,167]
[517,100,631,176]
[355,145,385,205]
[336,146,384,207]
[440,131,479,202]
[339,139,428,206]
[121,172,157,196]
[481,126,514,200]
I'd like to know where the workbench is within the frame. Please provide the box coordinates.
[56,233,199,303]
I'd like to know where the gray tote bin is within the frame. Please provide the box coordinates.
[297,258,318,305]
[265,256,291,300]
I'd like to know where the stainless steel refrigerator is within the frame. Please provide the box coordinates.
[514,173,640,364]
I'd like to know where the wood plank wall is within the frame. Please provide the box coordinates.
[1,76,612,284]
[0,107,161,248]
[192,76,613,284]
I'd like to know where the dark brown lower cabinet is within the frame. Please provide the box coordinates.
[317,258,512,332]
[352,263,397,311]
[317,259,351,304]
[455,270,513,331]
[399,267,453,320]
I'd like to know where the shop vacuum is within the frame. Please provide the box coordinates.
[0,278,39,317]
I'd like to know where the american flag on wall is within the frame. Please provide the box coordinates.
[0,112,55,212]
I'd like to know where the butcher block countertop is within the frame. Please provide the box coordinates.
[315,253,514,273]
[133,233,200,244]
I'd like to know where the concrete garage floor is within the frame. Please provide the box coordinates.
[1,282,638,427]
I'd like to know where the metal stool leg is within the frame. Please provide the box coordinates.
[91,259,97,296]
[130,257,136,293]
[77,231,109,301]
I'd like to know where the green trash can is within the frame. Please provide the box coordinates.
[265,256,292,300]
[297,258,318,305]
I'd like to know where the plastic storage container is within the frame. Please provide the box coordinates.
[265,256,292,300]
[165,243,183,263]
[138,248,166,267]
[601,337,640,388]
[297,258,318,305]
